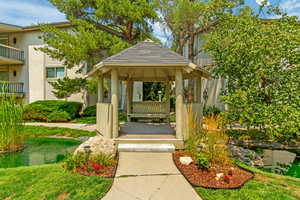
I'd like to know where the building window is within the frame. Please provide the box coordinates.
[46,67,65,78]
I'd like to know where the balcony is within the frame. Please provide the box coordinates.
[0,81,24,97]
[0,44,24,65]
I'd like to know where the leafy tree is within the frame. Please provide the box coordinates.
[156,0,242,101]
[39,0,158,98]
[143,82,166,101]
[204,8,300,142]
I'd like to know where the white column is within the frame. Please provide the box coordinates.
[126,80,133,121]
[97,76,103,103]
[175,69,183,139]
[111,69,119,138]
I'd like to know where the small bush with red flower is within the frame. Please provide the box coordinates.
[62,152,117,177]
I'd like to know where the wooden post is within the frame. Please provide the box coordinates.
[165,81,171,122]
[165,81,170,103]
[111,69,119,138]
[175,69,183,139]
[97,76,103,103]
[126,80,133,122]
[195,78,202,103]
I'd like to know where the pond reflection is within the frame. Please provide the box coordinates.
[0,138,81,168]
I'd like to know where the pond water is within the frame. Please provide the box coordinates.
[262,158,300,178]
[286,159,300,178]
[0,138,81,168]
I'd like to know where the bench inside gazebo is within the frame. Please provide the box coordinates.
[88,39,210,148]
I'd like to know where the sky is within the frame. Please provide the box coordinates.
[0,0,299,43]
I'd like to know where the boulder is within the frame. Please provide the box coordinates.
[228,145,264,168]
[74,135,116,155]
[263,150,296,168]
[180,156,193,165]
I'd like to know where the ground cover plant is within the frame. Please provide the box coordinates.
[0,164,113,200]
[23,125,96,138]
[0,95,24,153]
[23,100,82,122]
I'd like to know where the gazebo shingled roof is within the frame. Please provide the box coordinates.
[102,39,190,64]
[88,39,210,81]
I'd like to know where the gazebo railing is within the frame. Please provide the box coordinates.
[132,101,170,114]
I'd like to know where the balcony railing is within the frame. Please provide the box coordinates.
[0,44,24,62]
[0,81,24,95]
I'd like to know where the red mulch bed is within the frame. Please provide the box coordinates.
[173,151,254,189]
[75,163,118,178]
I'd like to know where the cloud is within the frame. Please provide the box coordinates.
[0,0,66,26]
[152,21,172,46]
[256,0,270,6]
[279,0,300,18]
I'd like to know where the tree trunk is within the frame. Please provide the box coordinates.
[187,31,195,103]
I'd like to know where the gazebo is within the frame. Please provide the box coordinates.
[88,39,210,145]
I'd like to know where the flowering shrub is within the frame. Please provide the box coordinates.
[91,162,104,174]
[63,152,115,175]
[223,175,230,183]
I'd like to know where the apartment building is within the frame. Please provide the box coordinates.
[0,21,144,106]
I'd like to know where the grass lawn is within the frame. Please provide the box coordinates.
[196,163,300,200]
[71,112,128,124]
[23,125,96,138]
[0,164,112,200]
[72,116,96,124]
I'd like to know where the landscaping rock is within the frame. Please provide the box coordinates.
[215,173,224,181]
[74,136,116,155]
[263,150,296,168]
[228,145,264,168]
[180,157,193,165]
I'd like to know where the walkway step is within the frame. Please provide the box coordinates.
[118,144,175,152]
[114,138,184,149]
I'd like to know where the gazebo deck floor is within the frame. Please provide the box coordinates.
[119,122,175,139]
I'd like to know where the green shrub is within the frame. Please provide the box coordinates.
[23,100,82,122]
[63,153,87,171]
[82,105,96,117]
[203,105,221,117]
[92,153,115,167]
[195,153,209,169]
[23,106,48,121]
[48,111,71,122]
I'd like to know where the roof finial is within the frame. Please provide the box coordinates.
[144,38,154,42]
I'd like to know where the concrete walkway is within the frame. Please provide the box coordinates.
[103,152,201,200]
[25,122,96,132]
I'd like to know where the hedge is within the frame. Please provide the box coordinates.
[23,100,82,122]
[82,105,96,117]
